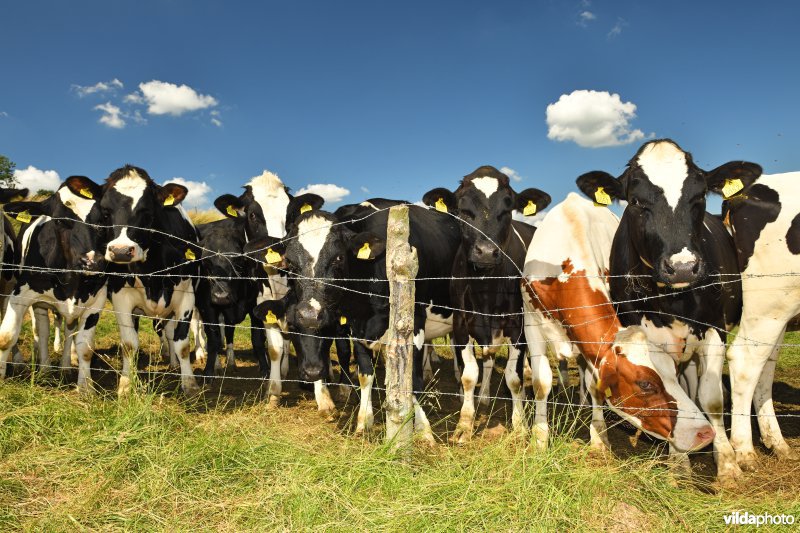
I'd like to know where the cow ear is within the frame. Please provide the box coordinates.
[705,161,762,200]
[348,231,385,260]
[214,193,246,219]
[243,236,286,269]
[515,188,551,216]
[158,183,189,207]
[576,171,624,205]
[64,176,101,201]
[0,188,28,203]
[4,201,48,222]
[422,188,456,214]
[253,297,288,325]
[286,193,325,227]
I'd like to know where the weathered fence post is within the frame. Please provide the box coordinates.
[384,204,418,450]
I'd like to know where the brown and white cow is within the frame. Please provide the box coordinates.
[522,192,715,454]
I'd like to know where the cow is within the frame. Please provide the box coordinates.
[212,171,324,405]
[423,165,551,443]
[719,170,800,469]
[251,202,460,439]
[575,138,756,484]
[0,177,107,393]
[0,187,29,366]
[522,192,715,456]
[100,165,201,395]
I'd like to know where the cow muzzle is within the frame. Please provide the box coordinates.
[469,241,501,270]
[658,255,703,288]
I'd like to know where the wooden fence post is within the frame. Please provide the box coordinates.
[384,204,418,450]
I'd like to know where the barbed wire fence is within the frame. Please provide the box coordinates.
[0,202,799,449]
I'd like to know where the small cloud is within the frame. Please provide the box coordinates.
[360,186,370,193]
[546,89,647,148]
[14,165,61,192]
[135,80,218,116]
[577,11,596,26]
[296,183,350,204]
[0,111,7,118]
[608,17,627,38]
[500,166,523,183]
[124,92,144,104]
[94,102,126,129]
[72,78,123,97]
[210,110,222,127]
[165,177,213,209]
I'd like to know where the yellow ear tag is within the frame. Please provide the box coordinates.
[16,211,31,223]
[523,200,536,216]
[265,248,282,264]
[357,242,371,260]
[79,188,93,199]
[340,316,347,325]
[594,187,612,206]
[300,203,312,214]
[185,248,196,261]
[605,387,612,398]
[226,205,238,217]
[435,198,448,213]
[722,178,744,199]
[266,310,278,324]
[163,194,175,206]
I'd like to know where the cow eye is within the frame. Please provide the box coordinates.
[460,209,475,220]
[636,380,657,393]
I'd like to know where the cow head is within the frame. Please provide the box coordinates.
[423,166,550,270]
[599,327,715,452]
[100,165,188,264]
[5,176,106,272]
[213,170,325,241]
[576,139,761,288]
[198,218,249,306]
[249,210,383,381]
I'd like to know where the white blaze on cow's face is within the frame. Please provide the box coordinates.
[636,141,689,212]
[58,187,95,222]
[472,176,500,199]
[248,170,291,238]
[296,214,334,271]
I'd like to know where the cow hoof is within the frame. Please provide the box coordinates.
[182,381,202,397]
[450,425,473,445]
[318,408,338,422]
[266,395,280,410]
[772,444,799,462]
[588,443,611,458]
[532,424,549,450]
[76,383,96,396]
[716,463,743,489]
[735,450,759,471]
[416,430,436,447]
[117,379,132,397]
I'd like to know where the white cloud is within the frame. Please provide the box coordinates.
[135,80,218,116]
[500,166,523,182]
[296,183,350,204]
[0,111,8,118]
[210,110,222,127]
[14,166,61,193]
[360,186,370,193]
[608,18,627,38]
[94,102,126,129]
[578,11,596,26]
[546,90,647,148]
[72,79,123,97]
[165,177,213,209]
[124,92,144,104]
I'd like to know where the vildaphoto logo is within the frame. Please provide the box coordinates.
[723,511,795,527]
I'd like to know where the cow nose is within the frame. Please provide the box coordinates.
[660,257,701,286]
[211,289,232,306]
[693,426,716,448]
[472,242,500,263]
[296,304,320,331]
[301,362,325,382]
[108,245,135,263]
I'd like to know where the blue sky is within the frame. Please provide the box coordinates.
[1,0,798,213]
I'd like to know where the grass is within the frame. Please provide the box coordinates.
[0,383,798,531]
[0,311,798,530]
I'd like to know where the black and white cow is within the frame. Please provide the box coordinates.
[252,203,461,439]
[576,138,757,483]
[718,170,800,469]
[423,165,551,442]
[101,165,202,395]
[0,187,29,365]
[0,177,107,392]
[213,171,324,405]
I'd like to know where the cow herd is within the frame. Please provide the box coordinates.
[0,138,797,485]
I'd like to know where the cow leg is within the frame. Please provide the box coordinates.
[61,321,77,369]
[260,325,283,377]
[453,336,478,444]
[412,327,435,443]
[224,324,236,369]
[172,306,200,396]
[353,342,375,434]
[728,316,785,471]
[577,356,589,407]
[524,314,552,449]
[334,328,353,401]
[753,335,797,461]
[477,356,494,406]
[265,324,283,407]
[697,330,741,484]
[191,310,207,365]
[557,359,569,394]
[422,345,434,383]
[33,307,51,370]
[0,295,33,378]
[505,344,528,436]
[53,312,63,355]
[681,358,699,403]
[163,319,180,370]
[75,303,104,394]
[116,302,140,396]
[587,371,611,451]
